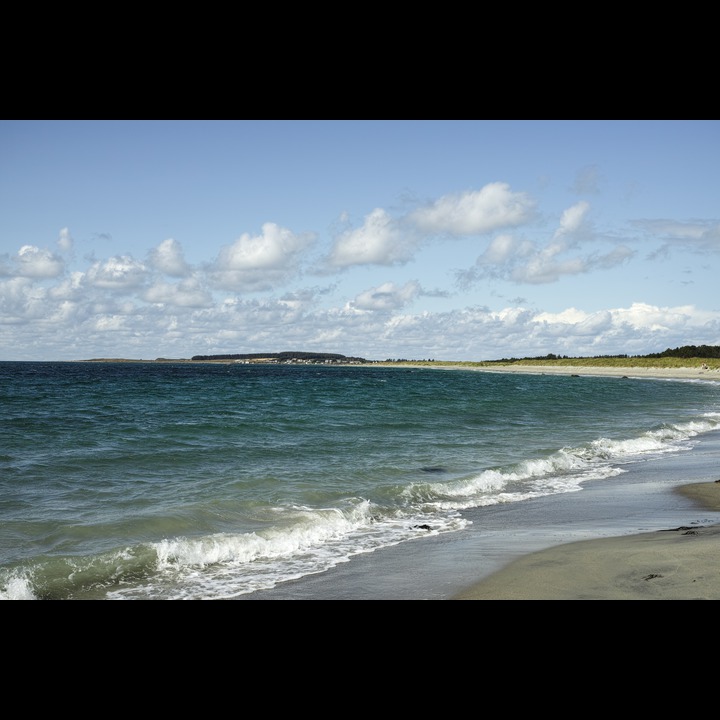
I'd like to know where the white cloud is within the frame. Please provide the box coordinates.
[48,272,84,301]
[351,281,420,312]
[408,182,536,236]
[326,183,536,271]
[461,201,632,286]
[2,255,719,361]
[144,278,213,308]
[220,222,311,269]
[534,307,591,325]
[518,302,719,356]
[0,277,45,319]
[57,228,73,252]
[14,245,65,278]
[511,254,588,284]
[479,234,534,265]
[492,306,536,325]
[0,181,715,363]
[148,238,190,277]
[211,222,314,291]
[534,308,613,336]
[85,256,149,290]
[614,301,695,331]
[93,315,127,331]
[328,208,415,268]
[554,201,590,239]
[52,300,82,322]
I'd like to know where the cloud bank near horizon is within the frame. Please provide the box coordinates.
[1,177,718,361]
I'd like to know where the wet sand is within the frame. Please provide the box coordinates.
[452,480,720,600]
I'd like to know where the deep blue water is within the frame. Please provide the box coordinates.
[1,361,719,600]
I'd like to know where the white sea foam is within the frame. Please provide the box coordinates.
[105,498,468,599]
[0,574,37,600]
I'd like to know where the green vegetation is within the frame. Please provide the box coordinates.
[645,344,720,359]
[379,345,720,370]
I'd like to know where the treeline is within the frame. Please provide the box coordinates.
[191,346,719,363]
[495,345,720,363]
[191,351,367,362]
[644,344,720,359]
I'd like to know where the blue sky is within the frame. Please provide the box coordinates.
[1,119,718,361]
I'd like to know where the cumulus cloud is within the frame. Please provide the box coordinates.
[210,222,315,291]
[506,302,720,356]
[458,200,633,287]
[350,281,420,312]
[325,182,537,271]
[328,208,416,268]
[14,245,65,278]
[143,278,213,308]
[48,272,84,301]
[0,176,717,362]
[0,277,42,319]
[613,301,698,331]
[85,256,149,290]
[533,308,613,336]
[220,223,311,269]
[147,238,190,277]
[407,182,536,236]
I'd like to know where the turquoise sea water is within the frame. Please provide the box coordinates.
[1,361,719,600]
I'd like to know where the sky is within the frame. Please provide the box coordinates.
[1,119,718,362]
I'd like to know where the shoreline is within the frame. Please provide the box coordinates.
[70,358,720,383]
[58,357,720,600]
[452,480,720,600]
[397,362,720,382]
[445,364,720,599]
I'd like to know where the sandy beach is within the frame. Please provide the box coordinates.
[452,478,720,600]
[434,363,720,382]
[444,363,720,600]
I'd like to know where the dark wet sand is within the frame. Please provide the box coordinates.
[452,480,720,600]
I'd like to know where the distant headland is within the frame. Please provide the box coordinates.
[190,351,368,364]
[81,344,720,368]
[84,352,369,365]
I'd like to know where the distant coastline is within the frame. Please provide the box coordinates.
[73,343,720,378]
[83,352,369,365]
[408,362,720,383]
[78,352,720,375]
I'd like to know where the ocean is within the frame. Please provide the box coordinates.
[1,360,719,600]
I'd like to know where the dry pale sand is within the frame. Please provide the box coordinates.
[452,480,720,600]
[437,363,720,382]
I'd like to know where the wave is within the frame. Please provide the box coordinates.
[3,412,718,601]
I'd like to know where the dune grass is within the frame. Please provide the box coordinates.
[381,357,720,370]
